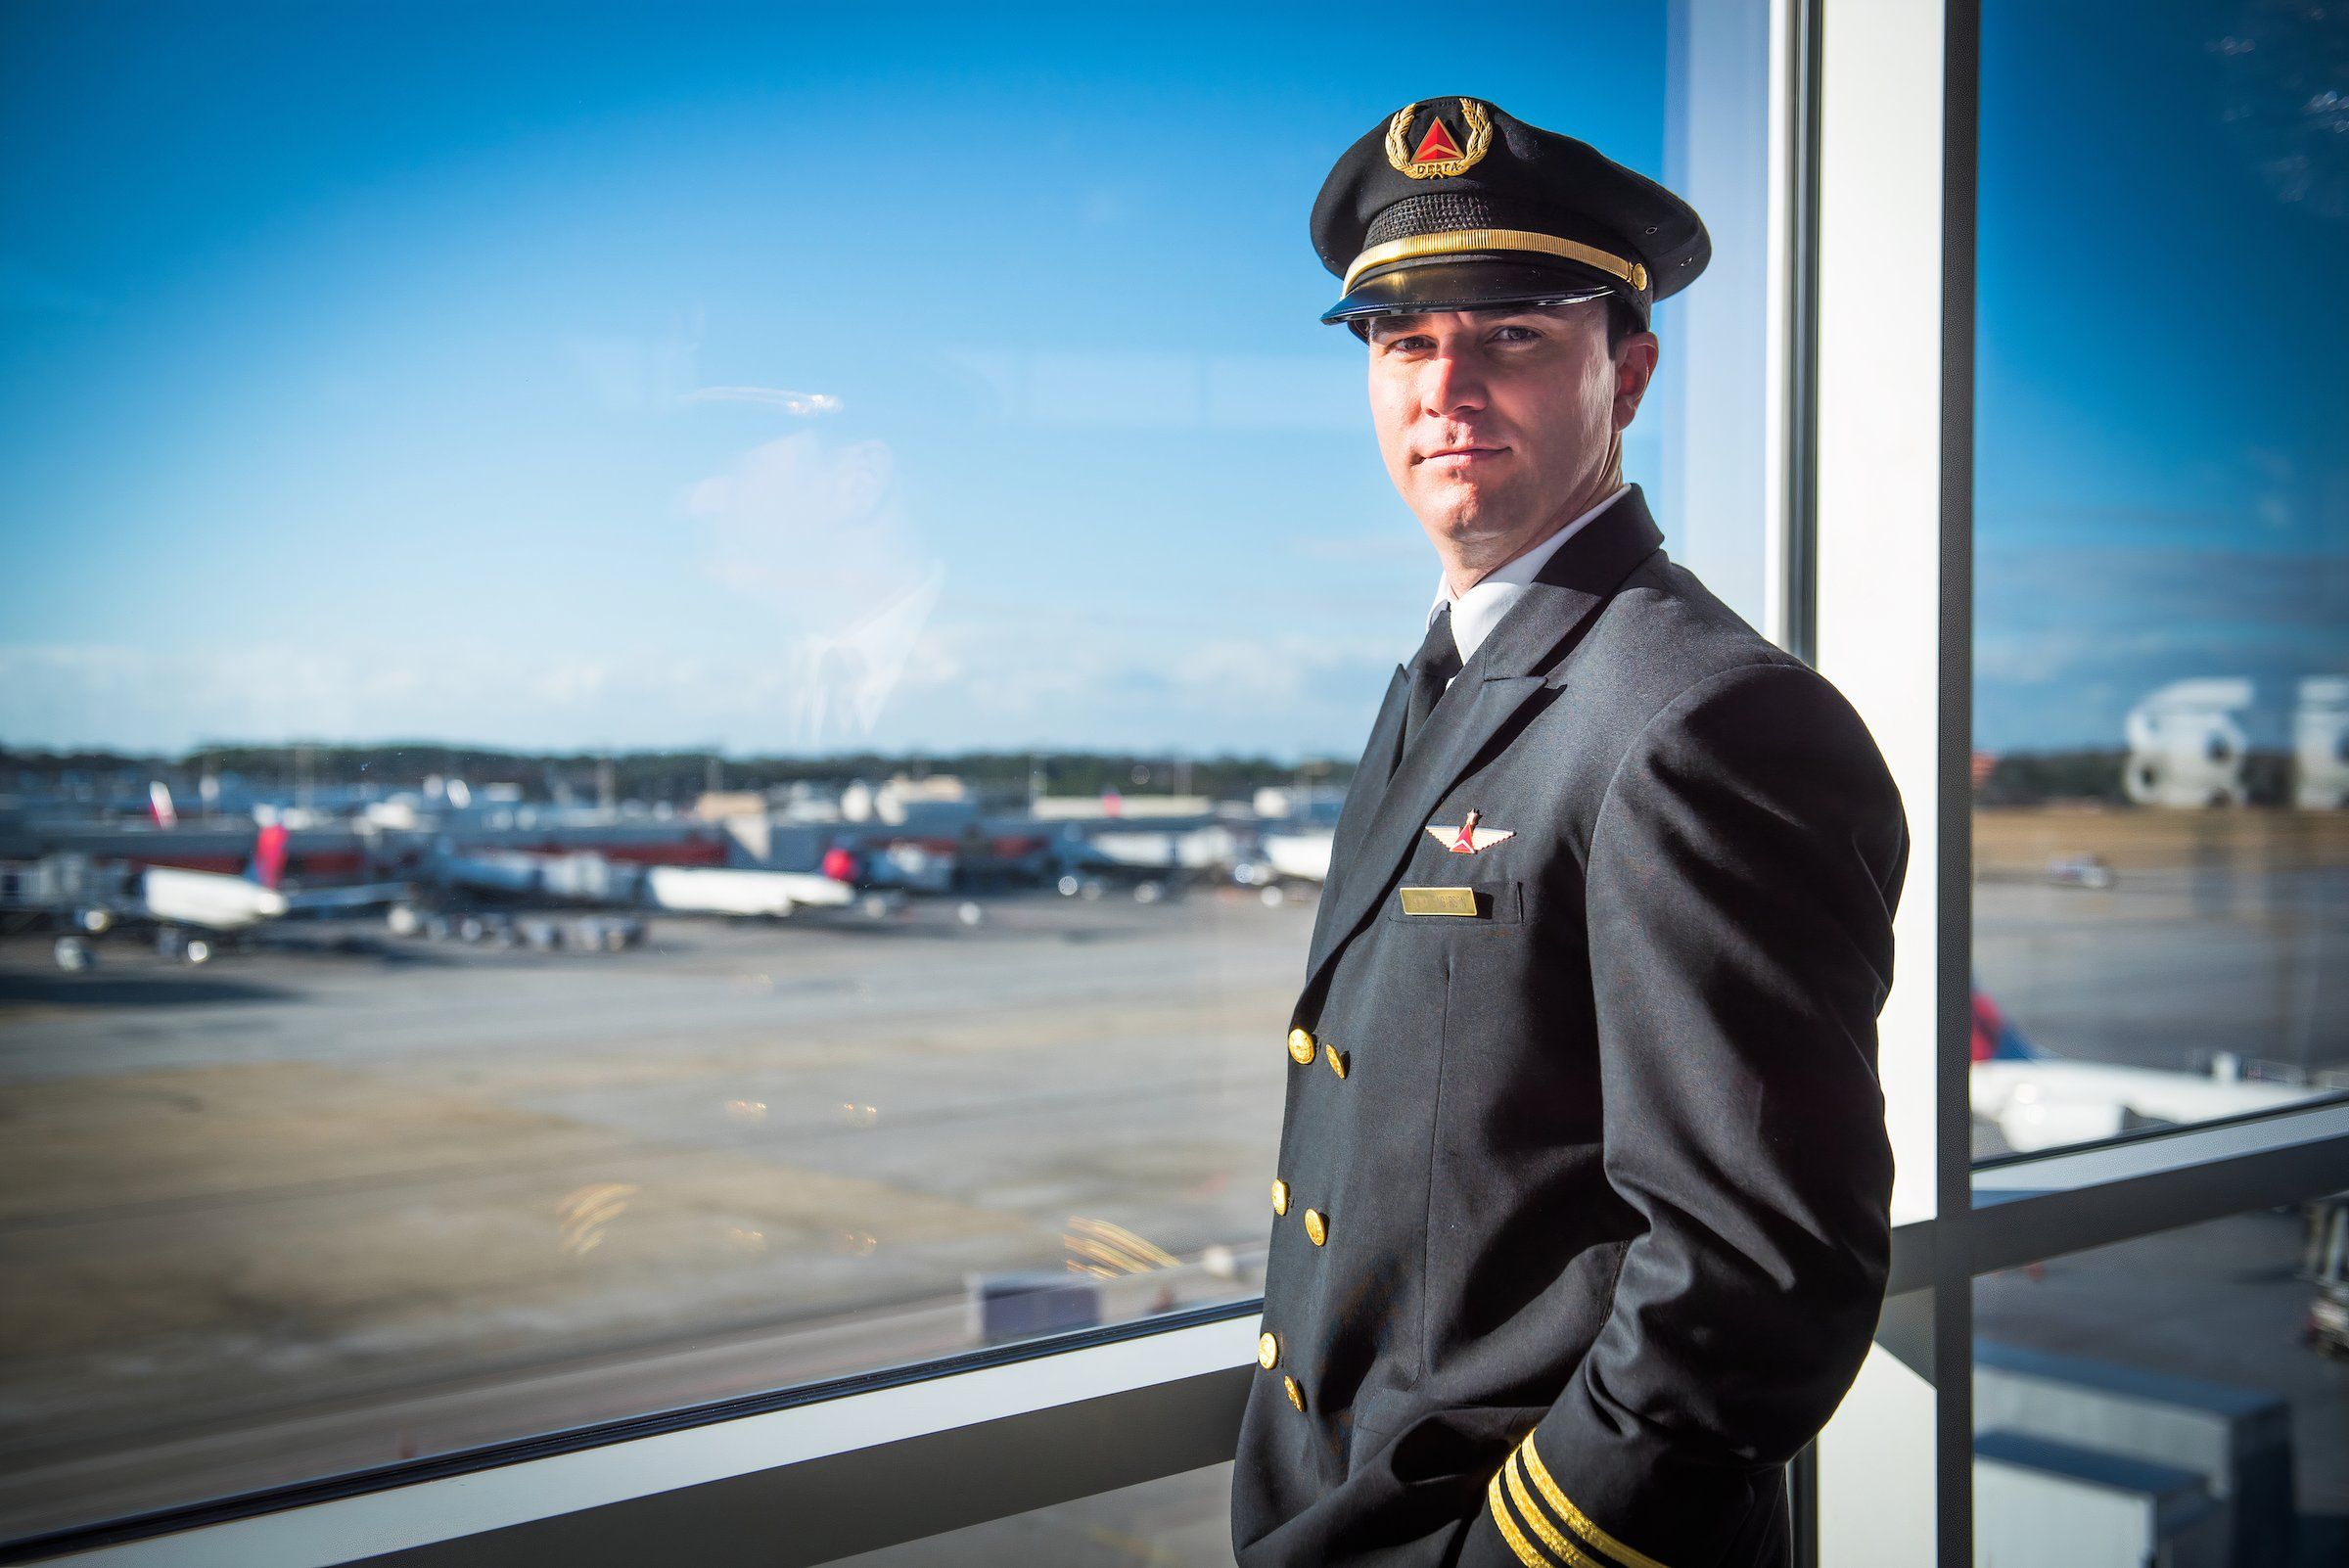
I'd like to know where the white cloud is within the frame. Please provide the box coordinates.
[685,430,948,747]
[684,386,842,416]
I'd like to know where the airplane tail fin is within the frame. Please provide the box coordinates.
[1971,985,2047,1063]
[252,822,291,890]
[149,781,178,828]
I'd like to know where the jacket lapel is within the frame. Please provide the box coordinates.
[1313,666,1409,922]
[1294,486,1666,1016]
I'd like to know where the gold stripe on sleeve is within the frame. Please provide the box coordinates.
[1518,1438,1677,1568]
[1504,1453,1606,1568]
[1487,1468,1555,1568]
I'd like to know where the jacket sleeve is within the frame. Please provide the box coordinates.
[1460,661,1907,1568]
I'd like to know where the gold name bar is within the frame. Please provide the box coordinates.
[1342,227,1649,296]
[1399,886,1481,917]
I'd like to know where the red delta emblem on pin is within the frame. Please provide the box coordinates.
[1425,810,1515,854]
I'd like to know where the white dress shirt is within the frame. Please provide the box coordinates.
[1427,484,1629,679]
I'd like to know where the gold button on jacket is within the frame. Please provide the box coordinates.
[1283,1374,1306,1412]
[1270,1178,1290,1216]
[1304,1208,1328,1246]
[1259,1331,1280,1369]
[1287,1027,1317,1065]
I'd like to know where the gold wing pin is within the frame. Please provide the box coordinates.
[1425,810,1514,854]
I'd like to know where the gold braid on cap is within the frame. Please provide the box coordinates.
[1341,228,1650,296]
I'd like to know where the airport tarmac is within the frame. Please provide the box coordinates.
[1,810,2343,1553]
[1971,807,2346,1077]
[0,889,1304,1542]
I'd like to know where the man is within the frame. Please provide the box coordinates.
[1230,99,1908,1568]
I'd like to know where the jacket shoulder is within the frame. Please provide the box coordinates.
[1571,552,1809,723]
[1555,553,1898,820]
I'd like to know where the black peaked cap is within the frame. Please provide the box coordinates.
[1311,97,1710,325]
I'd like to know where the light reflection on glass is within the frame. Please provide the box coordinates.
[1971,0,2349,1164]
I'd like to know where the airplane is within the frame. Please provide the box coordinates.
[1260,830,1333,884]
[49,819,412,970]
[1969,986,2335,1154]
[1049,821,1238,903]
[405,847,872,946]
[1231,828,1334,905]
[642,863,859,917]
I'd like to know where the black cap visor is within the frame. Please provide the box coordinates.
[1319,255,1629,326]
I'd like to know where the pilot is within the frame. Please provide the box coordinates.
[1230,98,1910,1568]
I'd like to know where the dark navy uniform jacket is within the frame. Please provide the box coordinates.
[1231,486,1906,1568]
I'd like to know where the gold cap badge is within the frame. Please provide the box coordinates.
[1386,99,1494,179]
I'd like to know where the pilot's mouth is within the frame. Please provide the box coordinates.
[1419,445,1506,465]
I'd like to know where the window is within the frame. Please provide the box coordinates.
[0,4,1740,1548]
[1969,0,2349,1163]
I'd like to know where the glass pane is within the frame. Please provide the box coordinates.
[1970,0,2349,1163]
[0,2,1764,1546]
[820,1464,1235,1568]
[1972,1201,2349,1567]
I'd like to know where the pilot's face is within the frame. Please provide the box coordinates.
[1365,301,1655,576]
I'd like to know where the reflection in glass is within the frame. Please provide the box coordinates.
[1972,1205,2349,1567]
[1970,0,2348,1162]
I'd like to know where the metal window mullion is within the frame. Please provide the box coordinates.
[1777,0,1825,667]
[1969,1103,2349,1274]
[1931,3,1981,1568]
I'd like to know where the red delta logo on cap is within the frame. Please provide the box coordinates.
[1386,98,1493,179]
[1412,116,1464,164]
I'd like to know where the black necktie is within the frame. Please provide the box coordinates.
[1403,603,1464,755]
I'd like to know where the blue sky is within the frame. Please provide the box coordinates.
[0,1,2337,758]
[0,1,1670,758]
[1973,0,2347,751]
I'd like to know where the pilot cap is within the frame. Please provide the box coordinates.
[1312,97,1710,327]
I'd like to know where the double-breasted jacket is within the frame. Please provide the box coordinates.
[1231,486,1908,1568]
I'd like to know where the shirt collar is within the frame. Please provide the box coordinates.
[1426,484,1630,667]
